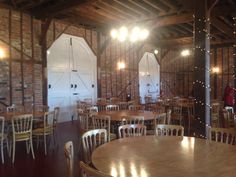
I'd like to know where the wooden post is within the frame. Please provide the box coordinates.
[233,17,236,111]
[193,0,211,138]
[213,48,217,99]
[41,19,51,106]
[97,32,101,98]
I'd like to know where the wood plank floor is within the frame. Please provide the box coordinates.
[0,121,81,177]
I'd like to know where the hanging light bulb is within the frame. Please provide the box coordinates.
[117,61,126,70]
[110,29,118,39]
[154,49,158,54]
[129,26,140,42]
[212,66,220,74]
[181,49,190,57]
[118,26,128,42]
[139,29,149,40]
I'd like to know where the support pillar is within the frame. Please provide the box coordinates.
[193,0,211,138]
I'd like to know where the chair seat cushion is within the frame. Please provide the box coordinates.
[33,127,53,135]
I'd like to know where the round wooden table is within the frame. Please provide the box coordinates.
[97,110,162,121]
[92,136,236,177]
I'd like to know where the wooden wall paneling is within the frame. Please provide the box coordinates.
[31,16,35,111]
[20,12,25,106]
[104,36,107,98]
[227,47,230,82]
[9,9,12,105]
[221,48,224,95]
[97,32,101,98]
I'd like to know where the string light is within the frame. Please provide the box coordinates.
[0,48,4,59]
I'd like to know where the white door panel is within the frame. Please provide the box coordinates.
[47,34,97,122]
[139,52,160,104]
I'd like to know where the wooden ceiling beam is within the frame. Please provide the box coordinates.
[211,18,234,39]
[102,0,141,18]
[160,0,180,11]
[113,0,151,16]
[151,12,193,30]
[128,0,161,15]
[143,0,170,13]
[94,1,136,20]
[32,0,94,19]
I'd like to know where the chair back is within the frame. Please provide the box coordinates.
[0,116,4,139]
[222,109,230,128]
[82,129,107,163]
[128,105,142,111]
[155,124,184,136]
[207,127,236,145]
[64,141,74,177]
[43,111,54,132]
[106,105,119,111]
[166,109,172,125]
[154,113,166,126]
[121,116,144,125]
[78,112,89,131]
[92,115,111,141]
[80,161,113,177]
[53,107,60,124]
[12,114,33,139]
[89,106,98,116]
[118,124,146,138]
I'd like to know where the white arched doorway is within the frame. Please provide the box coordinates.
[47,34,97,122]
[139,52,160,104]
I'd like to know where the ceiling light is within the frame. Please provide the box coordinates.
[212,67,220,74]
[118,26,128,42]
[0,48,4,58]
[129,26,140,42]
[154,49,158,54]
[110,29,118,39]
[181,49,190,57]
[139,29,149,40]
[117,61,125,70]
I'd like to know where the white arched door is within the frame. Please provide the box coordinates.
[139,52,160,104]
[47,34,97,122]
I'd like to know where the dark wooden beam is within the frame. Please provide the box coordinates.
[113,0,151,16]
[151,12,193,30]
[211,18,234,39]
[33,0,92,19]
[193,0,210,137]
[143,0,170,13]
[39,18,52,45]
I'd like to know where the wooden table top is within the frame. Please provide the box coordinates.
[97,110,161,121]
[0,111,45,121]
[92,136,236,177]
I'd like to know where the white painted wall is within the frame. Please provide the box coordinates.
[139,52,160,104]
[47,34,97,122]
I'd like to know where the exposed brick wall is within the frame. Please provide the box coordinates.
[0,6,144,109]
[160,47,235,101]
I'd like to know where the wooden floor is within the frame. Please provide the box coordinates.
[0,120,81,177]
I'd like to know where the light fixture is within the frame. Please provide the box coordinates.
[47,50,50,55]
[212,66,220,74]
[118,26,128,42]
[117,61,125,70]
[139,29,149,40]
[129,26,140,42]
[110,29,118,39]
[110,26,149,42]
[181,49,190,57]
[154,49,158,54]
[0,48,4,59]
